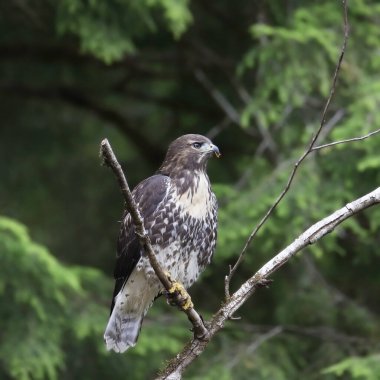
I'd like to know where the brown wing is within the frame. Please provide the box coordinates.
[110,174,170,312]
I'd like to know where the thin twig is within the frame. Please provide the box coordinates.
[206,117,231,140]
[194,68,240,124]
[224,0,350,299]
[226,326,283,370]
[100,138,209,341]
[240,323,372,345]
[312,128,380,151]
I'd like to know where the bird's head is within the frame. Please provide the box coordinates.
[158,134,220,176]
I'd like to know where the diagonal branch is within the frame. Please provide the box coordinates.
[100,139,209,342]
[226,326,283,370]
[311,128,380,151]
[194,68,241,124]
[224,0,350,298]
[2,84,163,165]
[158,186,380,380]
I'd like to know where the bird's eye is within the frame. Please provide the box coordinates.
[192,142,202,149]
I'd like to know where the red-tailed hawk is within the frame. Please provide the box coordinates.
[104,134,220,353]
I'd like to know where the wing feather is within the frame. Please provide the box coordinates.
[110,174,170,311]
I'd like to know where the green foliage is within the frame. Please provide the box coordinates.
[1,0,380,378]
[239,2,339,130]
[0,217,107,380]
[0,217,197,380]
[148,0,193,37]
[57,0,192,63]
[322,354,380,380]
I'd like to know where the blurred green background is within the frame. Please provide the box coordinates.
[1,0,380,379]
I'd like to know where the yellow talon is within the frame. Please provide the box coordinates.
[164,272,193,310]
[168,282,183,294]
[182,297,194,310]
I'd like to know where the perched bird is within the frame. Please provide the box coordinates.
[104,134,220,353]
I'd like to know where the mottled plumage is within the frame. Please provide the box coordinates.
[104,134,219,353]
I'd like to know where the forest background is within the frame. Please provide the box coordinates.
[1,0,380,379]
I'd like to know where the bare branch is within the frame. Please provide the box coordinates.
[158,187,380,379]
[282,325,372,345]
[194,68,241,124]
[312,128,380,151]
[2,83,163,165]
[226,326,283,370]
[224,0,350,299]
[302,254,377,319]
[240,323,371,345]
[99,139,209,342]
[206,117,231,140]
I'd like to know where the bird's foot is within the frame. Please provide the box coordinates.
[164,272,193,310]
[169,281,194,310]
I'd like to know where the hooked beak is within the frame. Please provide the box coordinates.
[210,144,221,158]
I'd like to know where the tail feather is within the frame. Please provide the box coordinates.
[104,307,143,353]
[104,270,160,353]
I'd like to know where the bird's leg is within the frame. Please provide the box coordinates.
[164,271,194,310]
